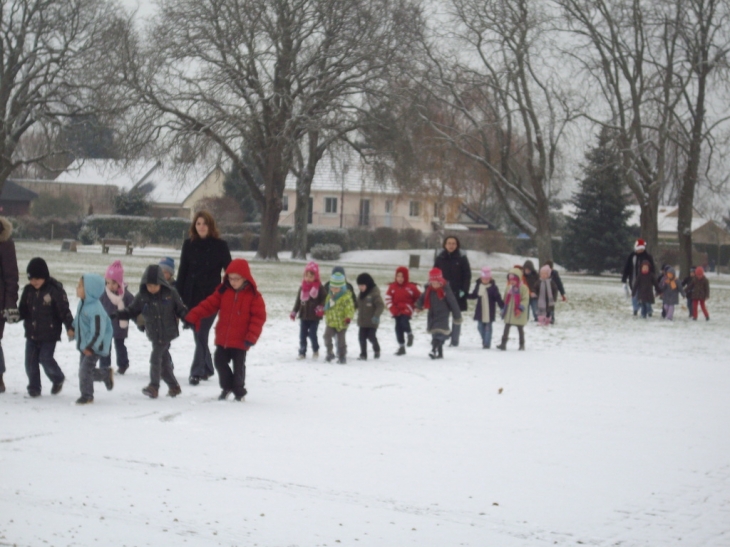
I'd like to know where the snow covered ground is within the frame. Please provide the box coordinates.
[1,243,729,547]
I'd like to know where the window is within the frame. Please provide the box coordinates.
[385,200,393,214]
[359,199,370,226]
[281,194,289,212]
[409,201,421,217]
[433,202,442,218]
[325,197,338,214]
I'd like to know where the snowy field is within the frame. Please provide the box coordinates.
[1,242,729,547]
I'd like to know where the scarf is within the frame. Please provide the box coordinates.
[423,285,445,310]
[324,289,346,311]
[300,280,321,302]
[478,281,491,322]
[503,284,521,315]
[537,279,554,317]
[105,286,129,329]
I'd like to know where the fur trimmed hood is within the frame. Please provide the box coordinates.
[0,217,13,243]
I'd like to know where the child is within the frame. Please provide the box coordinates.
[157,257,178,370]
[385,266,421,355]
[324,266,358,311]
[415,268,462,359]
[544,260,566,324]
[523,260,539,321]
[467,266,504,348]
[690,266,710,320]
[535,265,559,326]
[323,271,355,364]
[186,259,266,401]
[659,267,684,321]
[632,260,660,319]
[682,266,696,318]
[497,268,529,350]
[115,265,187,398]
[99,260,135,374]
[72,274,114,404]
[356,273,384,360]
[18,258,75,396]
[290,262,326,359]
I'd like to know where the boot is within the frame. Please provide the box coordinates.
[51,381,64,395]
[189,375,200,385]
[496,338,508,351]
[75,395,94,405]
[325,353,336,363]
[142,385,159,398]
[167,385,182,397]
[337,357,347,365]
[234,388,248,402]
[395,346,406,356]
[406,333,414,347]
[373,351,380,359]
[519,343,525,351]
[0,374,6,393]
[429,341,439,359]
[218,389,231,400]
[117,365,128,375]
[357,354,367,361]
[104,368,114,391]
[312,351,319,359]
[437,342,443,359]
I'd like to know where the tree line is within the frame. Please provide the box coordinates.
[1,0,728,271]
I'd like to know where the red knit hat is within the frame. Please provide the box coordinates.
[635,239,646,251]
[428,267,445,284]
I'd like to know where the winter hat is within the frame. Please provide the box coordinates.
[26,257,50,280]
[695,266,705,278]
[304,261,320,280]
[635,239,647,251]
[540,264,552,278]
[481,266,492,279]
[330,272,346,288]
[158,257,175,277]
[428,267,446,284]
[332,266,346,277]
[105,260,125,288]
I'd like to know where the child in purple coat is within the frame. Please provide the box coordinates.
[467,267,504,348]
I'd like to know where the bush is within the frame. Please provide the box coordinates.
[347,228,372,250]
[10,217,82,240]
[310,243,342,261]
[400,228,424,249]
[113,189,150,216]
[286,226,349,252]
[77,225,98,245]
[372,227,398,249]
[82,215,189,246]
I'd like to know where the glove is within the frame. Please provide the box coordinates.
[137,324,145,333]
[182,320,191,330]
[561,295,567,302]
[315,306,324,318]
[244,341,253,350]
[372,316,379,325]
[108,311,119,320]
[290,311,297,321]
[344,318,351,325]
[458,291,465,298]
[3,308,20,323]
[518,305,525,312]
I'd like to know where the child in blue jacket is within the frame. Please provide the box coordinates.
[72,274,114,405]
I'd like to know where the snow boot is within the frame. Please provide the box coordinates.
[142,385,159,399]
[395,346,406,356]
[519,343,525,351]
[28,390,41,398]
[167,385,182,398]
[51,381,64,395]
[117,365,128,375]
[75,395,94,405]
[406,333,414,347]
[438,342,443,359]
[189,375,200,385]
[104,368,114,391]
[312,351,319,359]
[337,357,347,365]
[325,353,336,363]
[218,389,232,400]
[357,354,367,361]
[374,351,380,359]
[496,339,507,350]
[429,341,442,360]
[297,354,306,360]
[0,374,4,393]
[234,388,248,402]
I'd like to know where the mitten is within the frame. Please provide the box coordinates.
[518,305,524,312]
[458,290,465,298]
[244,341,253,350]
[344,318,351,325]
[315,306,324,318]
[372,316,379,325]
[561,295,567,302]
[3,308,20,323]
[290,311,297,321]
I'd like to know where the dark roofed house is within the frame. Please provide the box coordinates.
[0,180,38,216]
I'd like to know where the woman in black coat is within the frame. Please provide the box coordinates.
[433,235,471,346]
[0,216,19,393]
[176,211,232,385]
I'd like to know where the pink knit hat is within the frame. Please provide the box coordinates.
[304,261,320,282]
[540,264,552,278]
[105,260,124,294]
[481,266,492,278]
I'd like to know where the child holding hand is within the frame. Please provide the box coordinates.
[496,268,529,351]
[415,268,461,359]
[467,266,503,348]
[385,266,420,355]
[290,262,325,360]
[99,260,135,374]
[323,272,355,364]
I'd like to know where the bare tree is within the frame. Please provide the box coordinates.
[119,0,414,260]
[0,0,127,192]
[413,0,576,262]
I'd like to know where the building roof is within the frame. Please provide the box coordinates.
[284,158,404,195]
[2,180,38,202]
[135,164,220,205]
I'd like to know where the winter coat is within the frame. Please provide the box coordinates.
[72,274,113,357]
[467,279,504,323]
[18,278,74,342]
[535,278,559,314]
[119,266,188,345]
[523,260,540,297]
[681,275,694,298]
[502,268,530,326]
[551,270,566,297]
[176,236,232,309]
[434,249,472,311]
[622,251,656,289]
[0,217,18,339]
[186,259,266,350]
[324,289,356,331]
[632,271,660,304]
[416,282,462,335]
[357,286,385,329]
[100,286,135,339]
[292,285,326,321]
[659,269,684,306]
[385,267,421,317]
[691,276,710,301]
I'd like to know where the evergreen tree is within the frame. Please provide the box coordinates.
[562,130,632,275]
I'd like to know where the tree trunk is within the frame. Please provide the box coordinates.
[257,195,283,260]
[534,200,553,264]
[639,190,660,255]
[291,182,311,259]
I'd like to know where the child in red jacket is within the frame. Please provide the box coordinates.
[185,259,266,401]
[385,266,421,355]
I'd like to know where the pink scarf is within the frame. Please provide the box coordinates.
[503,279,521,313]
[301,280,321,302]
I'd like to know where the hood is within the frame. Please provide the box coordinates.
[666,267,676,279]
[523,260,536,274]
[695,266,705,278]
[395,266,410,284]
[82,274,106,303]
[140,265,173,291]
[507,267,522,285]
[225,258,257,290]
[0,217,13,243]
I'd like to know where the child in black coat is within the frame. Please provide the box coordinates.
[467,266,504,348]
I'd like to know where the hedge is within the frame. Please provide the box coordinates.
[82,215,190,245]
[310,243,342,261]
[10,217,82,241]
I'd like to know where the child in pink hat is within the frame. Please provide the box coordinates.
[290,261,326,359]
[467,266,504,348]
[99,260,135,373]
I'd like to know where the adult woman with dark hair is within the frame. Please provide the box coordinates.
[0,216,19,393]
[434,235,471,346]
[176,211,232,385]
